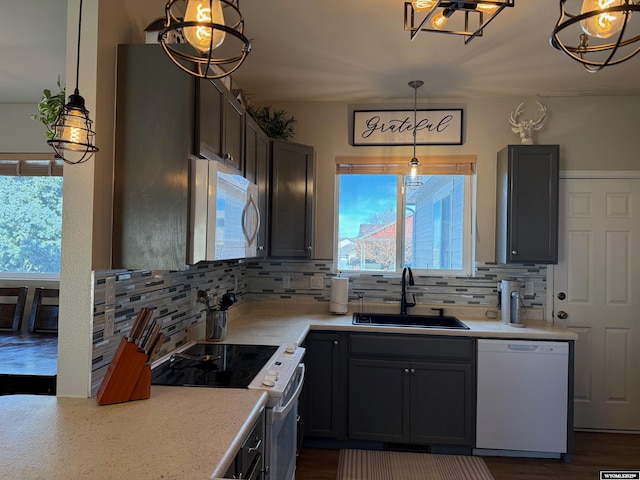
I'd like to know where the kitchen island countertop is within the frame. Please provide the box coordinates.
[0,387,268,480]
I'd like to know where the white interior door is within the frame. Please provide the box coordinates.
[554,175,640,431]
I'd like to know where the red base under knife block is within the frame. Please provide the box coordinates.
[97,337,150,405]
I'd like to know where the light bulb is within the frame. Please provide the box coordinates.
[431,11,450,29]
[184,0,226,52]
[580,0,629,39]
[60,108,88,151]
[409,159,421,178]
[412,0,439,12]
[476,3,499,14]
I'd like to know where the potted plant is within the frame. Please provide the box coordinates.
[32,77,65,139]
[246,105,296,140]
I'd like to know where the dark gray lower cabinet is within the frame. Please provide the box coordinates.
[348,334,475,447]
[302,332,346,440]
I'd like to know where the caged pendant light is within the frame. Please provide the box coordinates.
[159,0,251,79]
[406,80,424,189]
[48,0,98,165]
[551,0,640,72]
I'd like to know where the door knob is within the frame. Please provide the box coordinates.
[557,292,566,300]
[557,311,568,320]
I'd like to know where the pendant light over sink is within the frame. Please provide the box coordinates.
[406,80,424,189]
[47,0,98,165]
[159,0,251,80]
[551,0,640,72]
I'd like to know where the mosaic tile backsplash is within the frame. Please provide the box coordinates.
[91,259,547,395]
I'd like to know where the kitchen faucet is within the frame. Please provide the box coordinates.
[400,267,416,315]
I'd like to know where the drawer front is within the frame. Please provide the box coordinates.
[239,414,264,477]
[349,333,474,361]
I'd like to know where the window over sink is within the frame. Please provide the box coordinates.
[334,156,475,275]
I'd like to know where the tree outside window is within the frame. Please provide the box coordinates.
[0,176,63,274]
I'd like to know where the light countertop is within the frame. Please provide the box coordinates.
[0,301,575,480]
[217,301,578,347]
[0,387,267,480]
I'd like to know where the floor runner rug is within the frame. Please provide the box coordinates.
[336,449,495,480]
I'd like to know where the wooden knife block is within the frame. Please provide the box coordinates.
[97,337,151,405]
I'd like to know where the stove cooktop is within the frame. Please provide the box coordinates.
[151,343,278,389]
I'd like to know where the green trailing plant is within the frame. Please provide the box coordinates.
[247,105,296,140]
[32,77,66,140]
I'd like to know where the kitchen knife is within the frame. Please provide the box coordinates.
[139,319,156,352]
[128,308,145,342]
[147,333,166,363]
[143,321,162,355]
[135,309,152,344]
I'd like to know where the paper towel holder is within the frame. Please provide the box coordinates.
[330,276,349,315]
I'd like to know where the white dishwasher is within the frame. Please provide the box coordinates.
[475,339,569,457]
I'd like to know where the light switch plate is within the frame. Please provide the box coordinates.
[525,281,535,296]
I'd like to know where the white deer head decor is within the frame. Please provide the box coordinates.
[509,102,547,145]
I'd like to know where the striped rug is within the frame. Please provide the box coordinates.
[337,449,495,480]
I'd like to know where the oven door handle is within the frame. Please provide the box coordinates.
[271,364,305,420]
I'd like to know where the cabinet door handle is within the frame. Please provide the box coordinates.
[404,368,410,374]
[511,250,518,255]
[247,438,262,453]
[307,245,312,251]
[333,340,338,347]
[410,368,415,374]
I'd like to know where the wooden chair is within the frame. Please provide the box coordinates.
[28,288,59,333]
[0,287,29,331]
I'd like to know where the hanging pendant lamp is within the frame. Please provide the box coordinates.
[159,0,251,79]
[406,80,424,189]
[48,0,98,165]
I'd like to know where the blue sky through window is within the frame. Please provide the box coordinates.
[338,175,397,239]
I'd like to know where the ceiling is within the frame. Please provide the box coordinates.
[3,0,640,105]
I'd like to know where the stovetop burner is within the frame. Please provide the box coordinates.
[151,343,278,388]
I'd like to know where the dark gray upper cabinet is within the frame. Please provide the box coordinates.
[113,44,194,271]
[195,79,224,162]
[496,144,559,264]
[244,115,270,257]
[270,140,314,258]
[224,92,244,172]
[195,79,244,172]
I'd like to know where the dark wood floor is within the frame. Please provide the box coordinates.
[296,432,640,479]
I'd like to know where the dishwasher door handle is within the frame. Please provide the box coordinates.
[507,344,539,352]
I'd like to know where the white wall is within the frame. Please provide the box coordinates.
[0,104,50,153]
[264,96,640,261]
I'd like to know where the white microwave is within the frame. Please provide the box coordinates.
[189,158,259,263]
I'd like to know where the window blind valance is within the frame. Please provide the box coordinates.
[0,154,63,177]
[335,155,476,175]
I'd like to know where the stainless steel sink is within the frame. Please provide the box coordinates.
[352,312,470,330]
